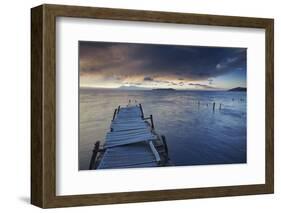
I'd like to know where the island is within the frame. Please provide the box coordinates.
[228,87,247,92]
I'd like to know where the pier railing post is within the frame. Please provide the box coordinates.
[150,114,154,129]
[139,103,144,119]
[89,141,100,170]
[213,102,215,112]
[161,135,169,155]
[112,109,117,121]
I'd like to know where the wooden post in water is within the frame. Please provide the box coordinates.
[219,103,222,110]
[213,102,215,112]
[139,103,144,119]
[150,114,154,129]
[89,141,100,170]
[112,109,117,121]
[161,135,169,155]
[117,105,120,113]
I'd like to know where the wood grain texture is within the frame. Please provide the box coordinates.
[31,5,43,207]
[265,20,274,193]
[31,4,274,208]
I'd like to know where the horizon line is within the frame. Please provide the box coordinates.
[79,86,246,91]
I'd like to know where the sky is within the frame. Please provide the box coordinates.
[79,41,246,90]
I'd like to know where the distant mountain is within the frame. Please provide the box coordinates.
[118,85,149,90]
[228,87,247,92]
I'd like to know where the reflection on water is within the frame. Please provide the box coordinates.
[79,88,246,170]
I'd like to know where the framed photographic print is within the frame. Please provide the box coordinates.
[31,4,274,208]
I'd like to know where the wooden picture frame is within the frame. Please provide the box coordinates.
[31,4,274,208]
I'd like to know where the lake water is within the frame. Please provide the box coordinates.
[79,88,246,170]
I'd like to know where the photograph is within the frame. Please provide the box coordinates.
[79,41,247,170]
[30,3,274,208]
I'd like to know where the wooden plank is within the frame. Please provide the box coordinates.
[112,122,147,126]
[112,123,146,127]
[117,113,140,116]
[149,141,161,162]
[99,154,155,164]
[112,162,158,169]
[98,105,162,169]
[98,143,157,169]
[118,111,140,115]
[107,133,156,141]
[106,129,151,137]
[105,135,157,148]
[111,124,148,130]
[101,156,154,164]
[106,132,155,141]
[113,117,144,121]
[107,131,154,138]
[117,110,141,115]
[106,140,151,149]
[112,120,145,124]
[117,115,142,119]
[114,117,143,121]
[105,144,152,152]
[98,161,157,169]
[112,126,148,132]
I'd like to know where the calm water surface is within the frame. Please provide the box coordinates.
[79,89,246,170]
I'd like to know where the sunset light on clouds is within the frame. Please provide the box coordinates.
[79,41,246,90]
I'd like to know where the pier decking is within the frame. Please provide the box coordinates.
[90,104,170,170]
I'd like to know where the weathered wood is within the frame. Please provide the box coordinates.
[150,115,154,129]
[97,143,157,169]
[139,103,144,118]
[105,136,157,148]
[161,135,169,155]
[89,141,100,169]
[106,132,156,141]
[112,109,117,121]
[149,141,161,162]
[112,126,148,132]
[97,105,165,169]
[111,124,147,129]
[112,119,144,123]
[31,5,44,207]
[106,129,150,137]
[112,122,145,127]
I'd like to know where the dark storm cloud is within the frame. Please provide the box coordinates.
[79,41,246,81]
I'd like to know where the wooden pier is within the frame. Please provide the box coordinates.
[89,103,170,170]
